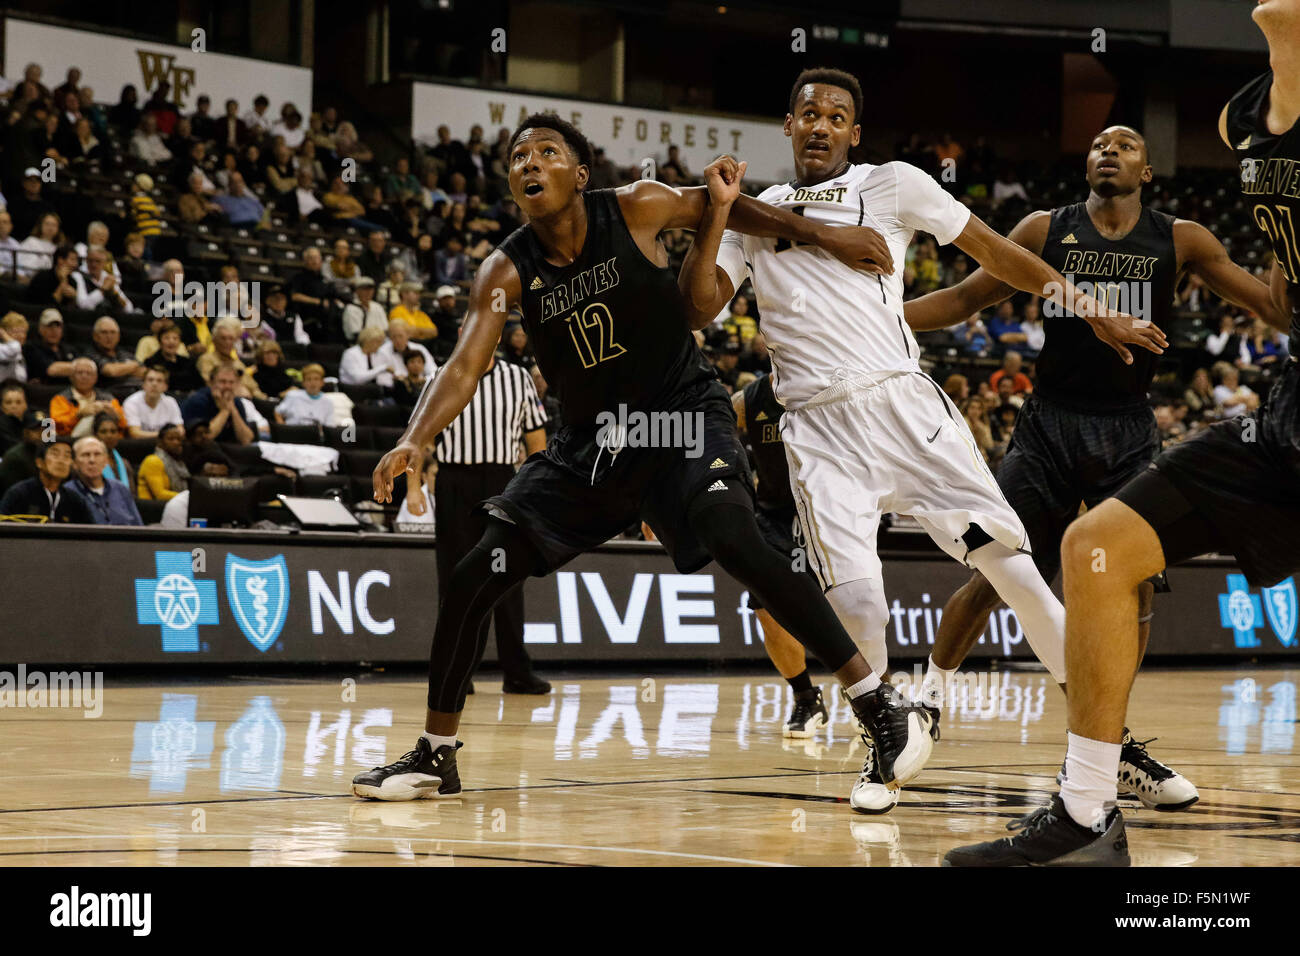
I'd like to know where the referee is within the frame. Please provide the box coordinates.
[411,348,550,694]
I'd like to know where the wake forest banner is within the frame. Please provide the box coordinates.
[4,18,313,114]
[412,81,794,184]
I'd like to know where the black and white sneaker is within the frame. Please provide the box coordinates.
[351,738,463,801]
[784,687,829,738]
[946,796,1130,867]
[1118,730,1198,811]
[921,703,941,742]
[849,736,900,814]
[850,683,934,788]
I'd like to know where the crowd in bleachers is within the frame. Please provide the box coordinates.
[0,63,1286,529]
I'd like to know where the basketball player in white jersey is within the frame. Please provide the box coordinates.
[679,68,1166,814]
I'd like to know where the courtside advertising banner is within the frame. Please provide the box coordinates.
[4,18,313,113]
[412,81,793,183]
[0,528,1293,666]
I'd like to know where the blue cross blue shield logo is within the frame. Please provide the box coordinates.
[136,552,220,652]
[1218,573,1264,649]
[1261,578,1298,648]
[225,554,289,652]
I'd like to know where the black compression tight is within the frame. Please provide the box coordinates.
[427,518,538,713]
[687,488,860,672]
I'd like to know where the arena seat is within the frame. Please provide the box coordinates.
[296,473,352,501]
[116,438,156,468]
[270,423,323,444]
[135,498,166,524]
[352,403,408,427]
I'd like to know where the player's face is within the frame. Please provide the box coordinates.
[1086,128,1151,198]
[784,84,860,183]
[509,129,589,219]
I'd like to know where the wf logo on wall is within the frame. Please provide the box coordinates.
[1219,574,1298,648]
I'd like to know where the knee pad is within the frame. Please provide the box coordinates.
[826,577,890,674]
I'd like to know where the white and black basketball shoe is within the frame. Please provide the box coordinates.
[1117,730,1199,811]
[849,736,900,814]
[784,687,829,738]
[351,738,463,801]
[849,683,934,788]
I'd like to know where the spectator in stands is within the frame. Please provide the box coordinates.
[500,322,534,370]
[214,148,240,191]
[952,312,991,355]
[34,112,68,173]
[358,229,396,282]
[385,157,421,203]
[722,294,757,345]
[51,68,80,108]
[715,341,741,392]
[51,357,127,438]
[242,339,295,401]
[135,315,177,363]
[429,124,469,178]
[422,168,449,210]
[379,319,433,382]
[117,233,150,295]
[1154,403,1187,448]
[84,316,143,389]
[180,363,268,444]
[333,121,373,165]
[0,408,44,492]
[1178,271,1212,314]
[74,247,133,313]
[149,323,204,393]
[190,94,217,143]
[376,260,405,312]
[390,349,430,410]
[17,211,61,281]
[68,435,141,525]
[272,105,306,150]
[990,350,1033,396]
[130,113,172,166]
[183,420,237,476]
[0,379,27,452]
[1021,298,1045,359]
[289,246,346,342]
[8,168,54,245]
[395,455,437,529]
[219,99,248,151]
[130,175,162,258]
[109,84,140,134]
[265,140,297,196]
[67,116,102,166]
[307,111,335,154]
[319,176,380,233]
[389,281,437,340]
[259,283,306,345]
[280,167,324,224]
[0,437,91,522]
[143,82,179,136]
[195,317,248,384]
[358,183,399,235]
[324,237,357,285]
[72,222,114,272]
[123,366,183,439]
[588,147,619,190]
[136,423,188,501]
[433,234,468,287]
[0,313,27,383]
[430,285,460,342]
[340,326,394,388]
[342,276,387,342]
[909,237,942,295]
[1246,317,1287,370]
[0,210,20,277]
[23,310,75,384]
[988,300,1026,348]
[242,94,272,139]
[1205,310,1251,365]
[1184,367,1218,420]
[26,243,79,305]
[295,138,327,185]
[276,363,335,427]
[738,332,772,375]
[179,171,226,225]
[77,86,106,138]
[661,144,690,185]
[943,373,970,404]
[962,395,997,465]
[992,167,1029,208]
[1212,360,1259,418]
[213,172,265,227]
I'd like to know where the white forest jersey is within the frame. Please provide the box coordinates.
[718,161,970,407]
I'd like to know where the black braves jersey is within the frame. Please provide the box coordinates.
[1037,202,1177,413]
[496,189,713,428]
[742,373,793,511]
[1227,70,1300,340]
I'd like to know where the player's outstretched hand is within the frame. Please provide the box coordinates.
[373,440,421,504]
[1084,303,1169,365]
[815,224,894,275]
[703,155,747,206]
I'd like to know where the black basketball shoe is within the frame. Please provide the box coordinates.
[849,683,934,788]
[945,796,1130,867]
[784,687,829,738]
[351,738,463,801]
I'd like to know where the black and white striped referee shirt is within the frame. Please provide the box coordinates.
[434,357,547,465]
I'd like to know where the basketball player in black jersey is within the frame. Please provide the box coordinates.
[733,372,831,738]
[353,114,936,801]
[946,1,1300,865]
[906,125,1284,822]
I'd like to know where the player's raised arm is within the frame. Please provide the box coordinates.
[903,212,1050,331]
[1175,219,1292,332]
[678,156,747,329]
[951,213,1168,365]
[616,167,893,273]
[371,250,517,502]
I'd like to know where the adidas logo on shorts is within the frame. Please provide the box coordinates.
[709,458,728,468]
[707,480,727,492]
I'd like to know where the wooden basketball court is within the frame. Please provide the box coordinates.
[1,666,1296,866]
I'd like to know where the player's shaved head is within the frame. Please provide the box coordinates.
[789,68,862,123]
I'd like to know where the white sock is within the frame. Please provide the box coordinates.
[921,655,956,709]
[1060,732,1121,831]
[845,673,882,699]
[968,542,1067,683]
[420,732,457,752]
